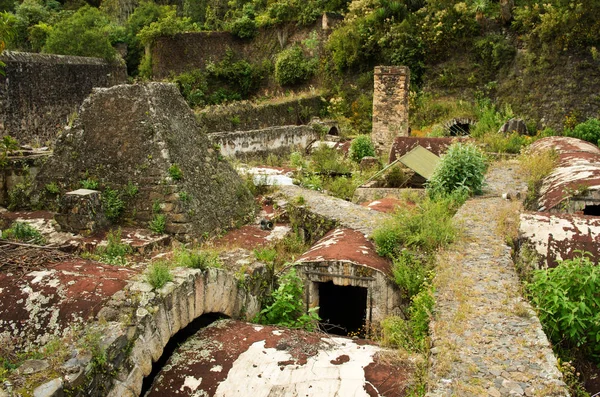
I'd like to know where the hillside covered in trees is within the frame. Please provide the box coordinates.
[1,0,599,135]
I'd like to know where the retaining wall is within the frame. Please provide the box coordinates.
[0,52,127,145]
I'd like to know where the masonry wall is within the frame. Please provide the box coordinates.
[372,66,410,156]
[150,15,340,79]
[209,125,320,158]
[196,95,325,133]
[0,52,127,145]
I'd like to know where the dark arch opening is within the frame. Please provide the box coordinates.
[584,205,600,216]
[318,281,367,337]
[140,312,229,396]
[328,126,339,136]
[449,123,471,136]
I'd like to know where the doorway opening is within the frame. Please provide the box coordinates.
[318,281,367,337]
[583,205,600,216]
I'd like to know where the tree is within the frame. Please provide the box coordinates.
[43,6,117,60]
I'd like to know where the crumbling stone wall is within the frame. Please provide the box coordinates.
[196,95,325,133]
[0,52,127,145]
[372,66,410,156]
[209,125,320,158]
[34,83,255,237]
[150,17,339,79]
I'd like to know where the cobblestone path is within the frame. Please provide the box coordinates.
[427,161,569,397]
[277,184,390,236]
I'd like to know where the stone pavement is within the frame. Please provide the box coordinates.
[276,184,390,236]
[427,161,569,397]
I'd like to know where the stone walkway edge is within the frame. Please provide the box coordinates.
[426,161,569,397]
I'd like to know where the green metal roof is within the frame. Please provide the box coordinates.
[398,145,440,180]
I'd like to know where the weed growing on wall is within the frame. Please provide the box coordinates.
[80,178,99,190]
[255,267,319,331]
[0,135,19,167]
[148,214,166,234]
[274,44,317,86]
[168,163,183,180]
[96,228,132,266]
[146,260,173,289]
[174,247,222,270]
[102,187,125,221]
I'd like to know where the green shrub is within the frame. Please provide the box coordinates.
[255,267,319,331]
[102,188,124,221]
[254,247,277,264]
[274,44,316,86]
[137,8,197,46]
[45,181,60,194]
[146,260,173,289]
[96,228,132,265]
[527,252,600,358]
[473,33,516,71]
[427,142,488,198]
[324,176,358,201]
[168,164,183,180]
[80,178,99,190]
[174,248,222,270]
[309,145,351,175]
[229,15,257,39]
[148,214,166,234]
[43,6,117,60]
[565,118,600,145]
[2,221,45,244]
[349,135,375,163]
[373,193,464,257]
[384,165,407,188]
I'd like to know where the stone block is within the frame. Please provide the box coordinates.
[55,189,108,234]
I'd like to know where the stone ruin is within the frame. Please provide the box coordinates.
[33,83,255,237]
[371,66,410,157]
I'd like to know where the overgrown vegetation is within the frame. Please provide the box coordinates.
[426,142,488,198]
[527,252,600,361]
[255,267,319,331]
[95,228,132,265]
[2,221,45,244]
[146,260,173,289]
[519,147,558,210]
[173,247,223,270]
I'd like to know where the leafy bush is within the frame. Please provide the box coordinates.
[274,45,316,86]
[527,252,600,358]
[255,268,319,331]
[349,135,375,163]
[148,214,166,234]
[565,118,600,145]
[172,69,207,107]
[43,6,118,60]
[102,187,124,221]
[427,142,488,198]
[229,15,256,39]
[473,33,516,71]
[174,248,222,270]
[309,145,351,175]
[137,8,197,46]
[2,221,45,244]
[96,228,132,265]
[373,193,464,257]
[146,260,172,289]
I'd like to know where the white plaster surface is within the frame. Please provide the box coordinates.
[214,337,382,397]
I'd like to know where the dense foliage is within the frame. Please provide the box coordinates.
[427,142,488,198]
[527,252,600,359]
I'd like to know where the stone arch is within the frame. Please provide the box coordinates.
[106,268,260,397]
[443,118,476,136]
